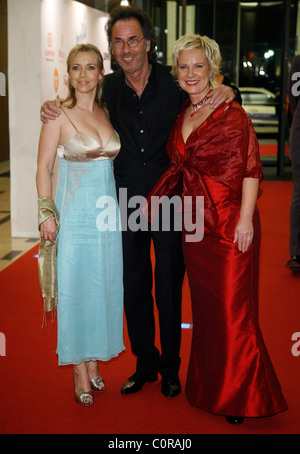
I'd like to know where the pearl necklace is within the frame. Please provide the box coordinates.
[190,95,208,117]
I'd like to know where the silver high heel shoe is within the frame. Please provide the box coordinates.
[90,376,105,392]
[74,373,94,407]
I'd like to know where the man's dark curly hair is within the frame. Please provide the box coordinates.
[105,5,157,63]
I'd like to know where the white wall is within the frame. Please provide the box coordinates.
[8,0,110,237]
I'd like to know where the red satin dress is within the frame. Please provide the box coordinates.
[147,101,287,417]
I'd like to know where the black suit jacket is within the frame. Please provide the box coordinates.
[102,62,187,198]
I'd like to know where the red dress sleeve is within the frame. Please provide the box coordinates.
[244,116,263,180]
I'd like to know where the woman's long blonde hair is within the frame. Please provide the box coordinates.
[62,43,104,108]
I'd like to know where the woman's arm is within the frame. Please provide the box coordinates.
[36,120,61,242]
[233,177,259,252]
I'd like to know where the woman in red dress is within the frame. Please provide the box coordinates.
[146,34,287,424]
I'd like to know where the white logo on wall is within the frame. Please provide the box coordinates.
[59,34,65,61]
[0,72,5,96]
[45,32,54,61]
[76,17,87,43]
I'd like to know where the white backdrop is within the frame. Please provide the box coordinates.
[8,0,110,237]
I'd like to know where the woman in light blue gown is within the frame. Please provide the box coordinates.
[36,44,124,406]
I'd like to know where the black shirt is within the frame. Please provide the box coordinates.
[120,65,157,157]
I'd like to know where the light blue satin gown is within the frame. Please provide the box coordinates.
[55,108,124,366]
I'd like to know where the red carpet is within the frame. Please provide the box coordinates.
[259,142,290,156]
[0,180,299,436]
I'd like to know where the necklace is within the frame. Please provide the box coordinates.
[190,95,208,117]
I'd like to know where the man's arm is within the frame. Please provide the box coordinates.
[40,97,62,123]
[40,74,242,121]
[227,83,242,105]
[207,82,241,109]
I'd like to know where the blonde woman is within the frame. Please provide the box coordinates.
[36,44,124,406]
[146,34,287,424]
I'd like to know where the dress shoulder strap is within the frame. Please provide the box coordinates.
[60,106,78,132]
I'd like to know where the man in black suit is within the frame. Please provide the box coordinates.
[40,5,238,397]
[286,55,300,271]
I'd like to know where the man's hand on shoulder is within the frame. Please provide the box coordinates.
[207,84,237,109]
[40,98,62,123]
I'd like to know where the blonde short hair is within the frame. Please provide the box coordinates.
[171,34,221,89]
[63,43,104,108]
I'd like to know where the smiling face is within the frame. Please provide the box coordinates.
[177,48,213,102]
[111,18,151,76]
[68,51,102,96]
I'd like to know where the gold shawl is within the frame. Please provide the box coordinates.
[37,197,60,314]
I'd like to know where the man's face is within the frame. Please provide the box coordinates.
[111,18,151,76]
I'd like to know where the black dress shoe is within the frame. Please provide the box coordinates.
[161,376,181,397]
[225,416,244,425]
[121,371,158,395]
[286,256,300,271]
